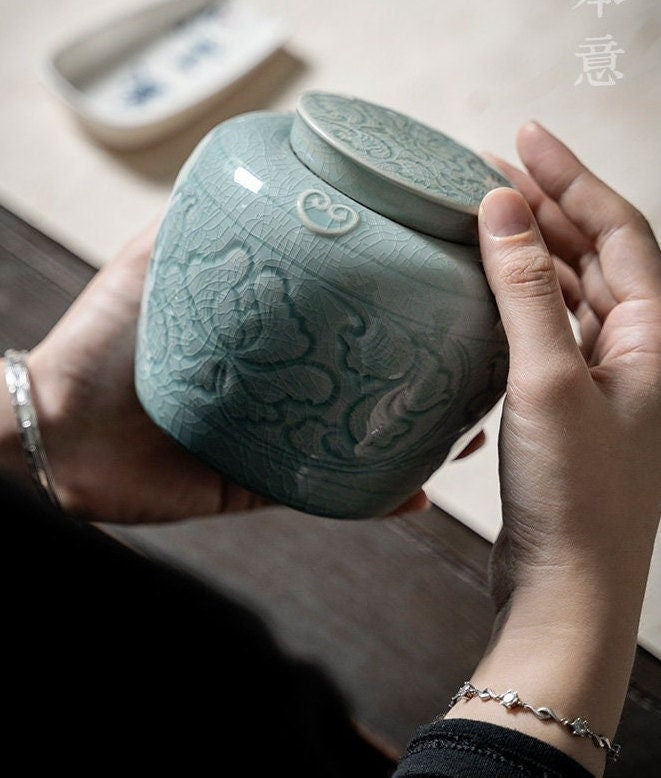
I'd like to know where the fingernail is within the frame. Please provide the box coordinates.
[482,188,533,237]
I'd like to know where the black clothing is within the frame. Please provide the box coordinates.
[5,472,592,776]
[394,719,593,777]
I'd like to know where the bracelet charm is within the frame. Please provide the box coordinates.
[448,681,621,762]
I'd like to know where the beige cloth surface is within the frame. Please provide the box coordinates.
[1,0,659,265]
[1,0,659,656]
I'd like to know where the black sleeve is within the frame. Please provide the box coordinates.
[393,718,595,777]
[3,471,394,778]
[4,470,596,777]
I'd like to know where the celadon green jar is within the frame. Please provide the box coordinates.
[135,91,510,518]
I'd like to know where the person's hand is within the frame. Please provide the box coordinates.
[480,122,661,608]
[8,223,431,524]
[19,223,267,523]
[445,122,660,775]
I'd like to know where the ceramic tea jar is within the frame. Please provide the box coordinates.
[135,91,510,518]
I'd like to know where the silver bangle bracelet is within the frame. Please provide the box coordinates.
[448,681,621,762]
[4,349,62,510]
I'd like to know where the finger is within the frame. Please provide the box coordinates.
[577,251,618,322]
[483,152,592,267]
[551,265,602,363]
[517,122,661,301]
[486,152,617,323]
[575,300,602,364]
[218,478,270,513]
[453,429,486,460]
[388,491,431,515]
[115,217,160,263]
[553,256,583,315]
[479,188,586,383]
[97,217,163,310]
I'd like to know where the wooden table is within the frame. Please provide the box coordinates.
[1,203,659,775]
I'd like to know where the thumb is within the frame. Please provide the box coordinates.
[479,188,583,381]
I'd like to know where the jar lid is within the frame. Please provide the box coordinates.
[290,91,510,244]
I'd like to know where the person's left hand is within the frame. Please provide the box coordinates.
[26,223,432,524]
[27,222,259,522]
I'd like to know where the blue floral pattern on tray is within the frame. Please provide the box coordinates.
[80,2,281,124]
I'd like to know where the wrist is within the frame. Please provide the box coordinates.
[445,565,654,776]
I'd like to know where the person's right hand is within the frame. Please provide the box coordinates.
[479,122,661,609]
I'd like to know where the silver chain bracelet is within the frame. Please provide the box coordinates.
[448,681,621,762]
[4,349,62,510]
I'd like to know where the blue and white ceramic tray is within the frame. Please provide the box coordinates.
[43,0,286,148]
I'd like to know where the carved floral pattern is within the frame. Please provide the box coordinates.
[135,112,509,517]
[141,190,473,460]
[301,92,509,207]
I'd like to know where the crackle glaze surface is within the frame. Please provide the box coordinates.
[291,92,510,244]
[135,112,508,518]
